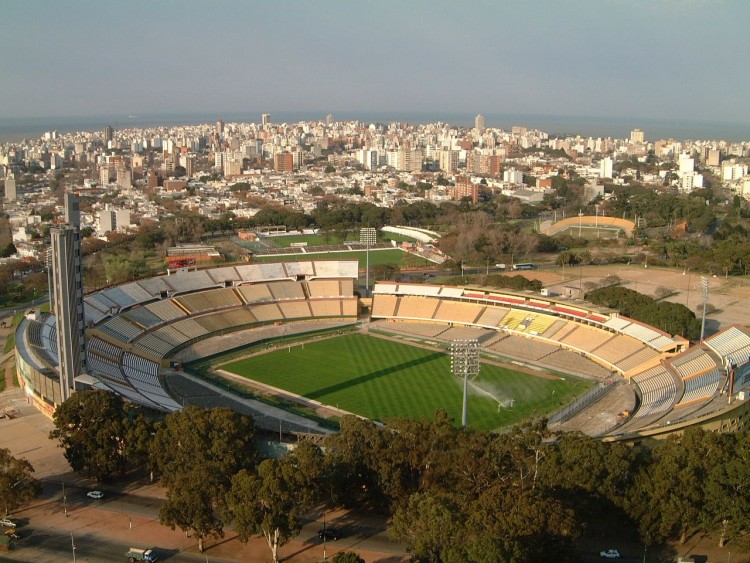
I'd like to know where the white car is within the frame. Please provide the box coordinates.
[0,517,17,527]
[600,549,621,559]
[87,490,104,499]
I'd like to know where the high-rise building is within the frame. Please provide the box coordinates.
[326,114,334,126]
[64,192,80,227]
[216,119,225,134]
[707,149,722,167]
[98,207,131,234]
[475,114,485,132]
[630,128,644,143]
[261,113,271,126]
[438,149,458,173]
[50,223,86,402]
[600,157,614,179]
[4,174,16,202]
[103,125,113,146]
[274,152,294,172]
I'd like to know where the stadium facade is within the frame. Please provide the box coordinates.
[14,260,750,440]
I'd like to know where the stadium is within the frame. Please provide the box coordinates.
[14,258,750,441]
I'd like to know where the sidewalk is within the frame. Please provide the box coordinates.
[0,380,406,562]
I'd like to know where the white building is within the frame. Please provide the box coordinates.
[599,157,613,179]
[98,207,131,234]
[503,168,524,184]
[679,172,704,192]
[678,152,695,176]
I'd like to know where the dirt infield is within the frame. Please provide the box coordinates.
[545,215,635,236]
[509,264,750,334]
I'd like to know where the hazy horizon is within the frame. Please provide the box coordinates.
[2,1,749,128]
[3,110,750,144]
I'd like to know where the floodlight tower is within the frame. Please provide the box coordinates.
[360,227,377,296]
[450,339,481,427]
[700,276,709,343]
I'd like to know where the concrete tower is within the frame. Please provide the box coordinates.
[50,193,86,402]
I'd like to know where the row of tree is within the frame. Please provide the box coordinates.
[50,391,750,561]
[587,286,702,340]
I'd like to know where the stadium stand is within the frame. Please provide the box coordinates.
[237,282,274,304]
[144,299,187,323]
[542,349,612,379]
[670,348,718,378]
[677,369,723,406]
[559,325,613,353]
[705,326,750,364]
[249,302,284,322]
[394,296,438,320]
[267,280,306,300]
[278,300,314,319]
[432,300,485,325]
[174,287,242,314]
[194,308,258,333]
[307,279,341,298]
[474,306,510,328]
[631,365,679,419]
[309,300,343,317]
[206,266,241,285]
[163,270,217,294]
[97,316,144,343]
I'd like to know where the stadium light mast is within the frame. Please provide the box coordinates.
[360,227,377,297]
[451,339,481,427]
[700,276,709,343]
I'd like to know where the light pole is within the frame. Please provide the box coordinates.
[451,339,481,427]
[71,532,76,563]
[578,209,583,238]
[360,227,376,297]
[322,511,327,561]
[701,276,709,343]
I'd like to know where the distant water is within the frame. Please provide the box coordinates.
[1,111,749,144]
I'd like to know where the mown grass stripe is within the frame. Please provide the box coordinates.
[222,333,591,431]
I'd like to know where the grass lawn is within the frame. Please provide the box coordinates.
[269,232,419,248]
[552,225,621,240]
[255,248,431,269]
[269,234,345,247]
[221,334,590,431]
[3,311,26,354]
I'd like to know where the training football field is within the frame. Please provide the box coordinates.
[221,333,590,431]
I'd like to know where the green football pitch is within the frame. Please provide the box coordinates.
[220,333,591,431]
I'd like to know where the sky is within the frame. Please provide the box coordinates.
[1,0,749,125]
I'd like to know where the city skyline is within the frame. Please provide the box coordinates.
[2,1,750,127]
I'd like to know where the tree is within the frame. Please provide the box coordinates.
[390,492,464,562]
[703,433,750,548]
[228,443,322,562]
[151,406,256,551]
[0,448,40,516]
[627,428,719,544]
[159,468,224,553]
[50,390,150,482]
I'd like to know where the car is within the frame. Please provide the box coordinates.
[0,518,17,528]
[87,490,104,499]
[317,528,339,541]
[600,549,621,559]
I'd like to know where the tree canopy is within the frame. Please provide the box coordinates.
[587,286,701,340]
[151,406,257,551]
[0,448,41,516]
[49,389,151,482]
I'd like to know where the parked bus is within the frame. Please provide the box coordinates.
[512,263,535,271]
